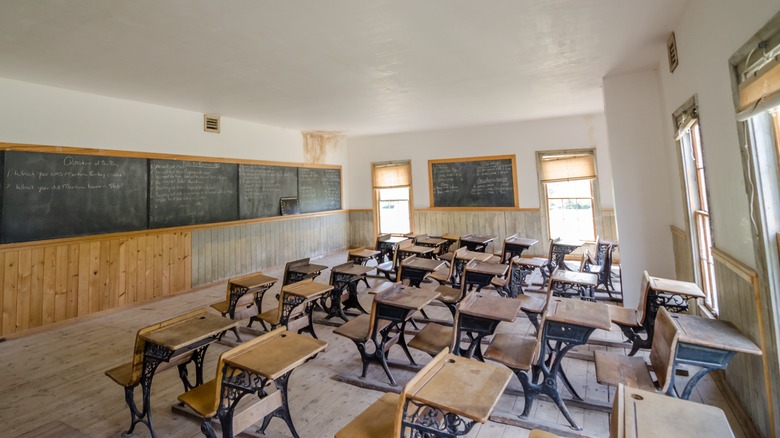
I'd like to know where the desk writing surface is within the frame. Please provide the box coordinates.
[461,235,496,244]
[401,257,445,272]
[400,245,434,255]
[551,270,598,287]
[505,236,538,246]
[230,273,277,289]
[141,313,238,351]
[460,293,521,322]
[671,313,761,355]
[552,239,583,249]
[384,236,408,244]
[282,280,333,298]
[417,237,447,246]
[470,261,508,276]
[617,385,734,438]
[649,276,705,298]
[409,355,512,423]
[331,264,374,276]
[289,263,328,275]
[349,248,380,258]
[376,286,439,310]
[456,250,494,262]
[546,298,611,330]
[227,332,327,380]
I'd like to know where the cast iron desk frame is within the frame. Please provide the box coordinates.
[223,273,278,341]
[377,236,409,264]
[323,263,374,322]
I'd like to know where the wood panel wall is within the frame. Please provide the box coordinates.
[713,248,775,438]
[191,211,349,287]
[348,208,619,259]
[0,230,191,338]
[671,225,695,282]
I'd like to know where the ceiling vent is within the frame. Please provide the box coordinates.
[667,32,678,73]
[203,114,220,133]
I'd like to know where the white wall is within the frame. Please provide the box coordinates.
[603,70,676,308]
[0,77,348,172]
[657,0,780,268]
[347,114,613,210]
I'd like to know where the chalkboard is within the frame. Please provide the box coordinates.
[298,167,342,213]
[239,164,298,219]
[1,151,148,243]
[429,155,517,208]
[149,160,238,228]
[280,197,300,215]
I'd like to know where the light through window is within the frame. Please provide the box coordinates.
[377,187,411,234]
[546,179,596,241]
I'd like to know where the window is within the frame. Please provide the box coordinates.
[538,151,597,241]
[372,161,413,235]
[674,101,718,313]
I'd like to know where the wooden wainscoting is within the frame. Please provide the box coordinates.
[671,225,695,282]
[713,247,775,438]
[191,211,349,287]
[348,209,374,249]
[0,230,191,338]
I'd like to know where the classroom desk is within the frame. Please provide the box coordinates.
[549,239,583,271]
[397,244,435,259]
[219,331,327,438]
[348,247,381,265]
[439,233,461,254]
[212,273,278,342]
[287,262,328,284]
[279,280,333,338]
[452,250,495,287]
[533,298,611,430]
[402,354,513,437]
[459,234,497,252]
[465,261,509,292]
[137,312,238,438]
[323,263,374,322]
[415,236,448,256]
[550,269,598,300]
[373,285,441,385]
[456,293,523,360]
[612,385,735,438]
[377,235,410,263]
[669,312,762,399]
[499,236,538,263]
[400,257,445,287]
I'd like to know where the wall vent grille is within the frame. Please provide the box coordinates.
[204,114,220,133]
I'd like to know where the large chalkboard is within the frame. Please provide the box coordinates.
[298,167,342,213]
[429,155,517,208]
[149,160,238,228]
[239,164,298,219]
[1,151,148,243]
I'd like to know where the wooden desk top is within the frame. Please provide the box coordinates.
[331,263,374,276]
[455,250,494,262]
[399,245,435,255]
[614,385,734,438]
[375,286,440,311]
[460,234,496,244]
[470,261,509,277]
[552,239,583,249]
[282,280,334,299]
[546,298,611,331]
[440,233,460,242]
[459,293,522,322]
[649,276,705,298]
[229,273,278,289]
[551,270,598,287]
[417,237,447,246]
[504,236,538,247]
[226,331,327,380]
[401,257,445,272]
[349,248,381,258]
[288,263,328,275]
[670,313,762,355]
[409,354,512,423]
[141,312,238,351]
[382,236,409,244]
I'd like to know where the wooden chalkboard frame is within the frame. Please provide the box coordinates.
[0,142,343,244]
[428,154,519,210]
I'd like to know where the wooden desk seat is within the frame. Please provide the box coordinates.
[368,280,397,295]
[376,239,412,281]
[433,260,475,318]
[253,280,329,338]
[334,349,449,438]
[606,271,651,356]
[178,328,288,437]
[530,430,562,438]
[333,300,393,375]
[105,308,204,389]
[427,247,466,285]
[594,307,679,394]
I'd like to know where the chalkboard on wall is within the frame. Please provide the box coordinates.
[1,151,148,243]
[239,164,298,219]
[149,160,238,228]
[429,155,518,208]
[298,167,342,213]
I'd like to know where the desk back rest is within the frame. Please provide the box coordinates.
[452,292,478,351]
[648,307,680,393]
[399,349,451,435]
[283,258,310,285]
[413,234,428,243]
[206,327,288,414]
[375,233,391,251]
[501,234,519,262]
[129,308,208,385]
[547,237,561,262]
[394,239,413,267]
[506,256,529,297]
[329,262,355,285]
[459,261,478,298]
[610,383,626,438]
[636,271,652,325]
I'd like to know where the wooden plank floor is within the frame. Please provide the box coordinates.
[0,250,753,438]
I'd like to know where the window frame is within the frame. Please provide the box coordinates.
[545,179,597,242]
[371,160,414,237]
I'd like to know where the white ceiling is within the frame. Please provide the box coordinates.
[0,1,687,136]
